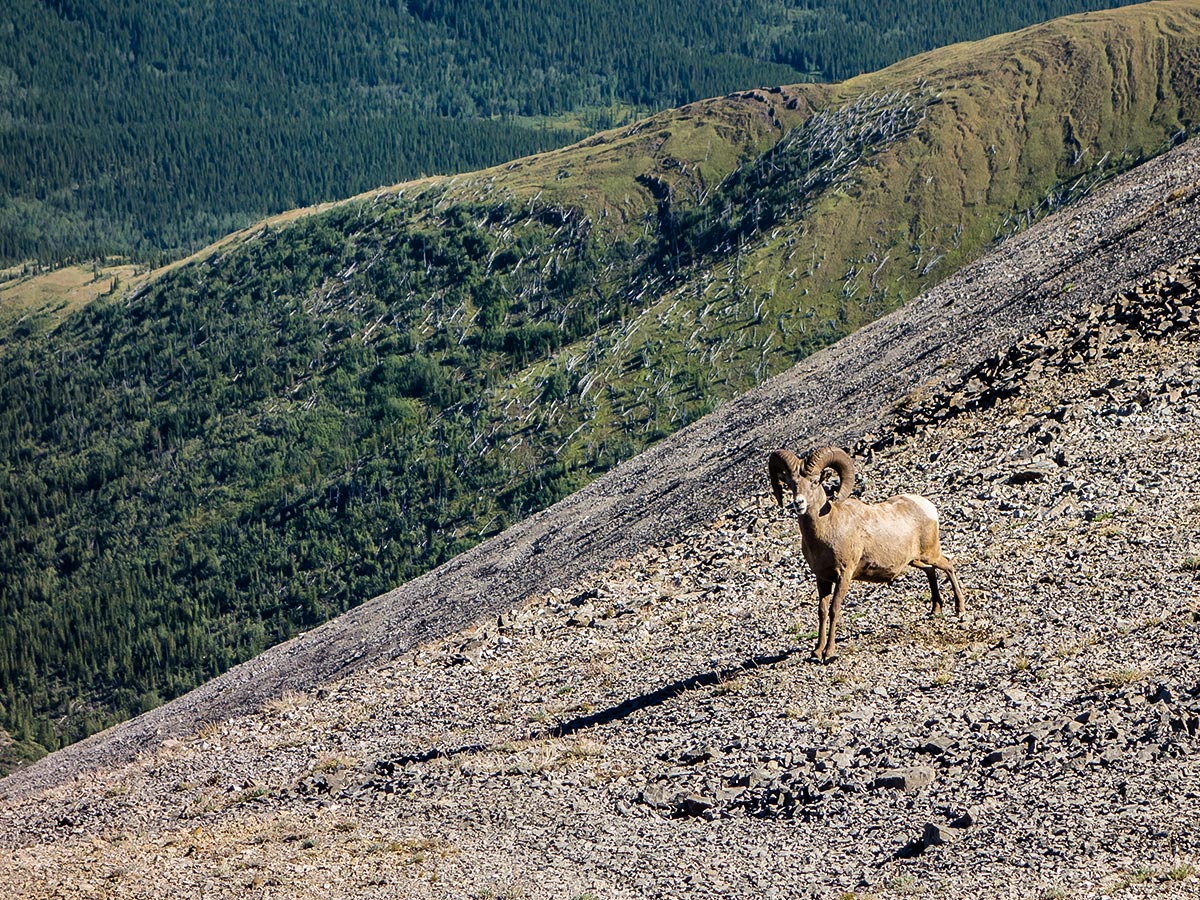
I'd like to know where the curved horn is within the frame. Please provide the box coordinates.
[803,446,856,500]
[768,449,803,507]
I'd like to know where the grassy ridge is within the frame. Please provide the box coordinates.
[2,0,1147,266]
[1,2,1199,768]
[450,1,1200,467]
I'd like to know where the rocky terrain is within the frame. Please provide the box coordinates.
[1,245,1198,899]
[3,131,1200,900]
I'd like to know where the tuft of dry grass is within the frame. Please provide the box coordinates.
[1168,860,1198,882]
[262,691,309,715]
[1096,667,1148,689]
[311,753,358,774]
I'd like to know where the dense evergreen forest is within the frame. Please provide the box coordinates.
[0,0,1142,267]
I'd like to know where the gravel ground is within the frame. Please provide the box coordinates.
[1,250,1198,895]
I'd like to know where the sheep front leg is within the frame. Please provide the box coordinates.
[821,575,853,663]
[814,578,833,661]
[923,566,943,616]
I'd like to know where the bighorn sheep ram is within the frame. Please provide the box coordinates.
[769,446,964,662]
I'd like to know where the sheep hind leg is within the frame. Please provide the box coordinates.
[944,561,966,615]
[917,553,965,616]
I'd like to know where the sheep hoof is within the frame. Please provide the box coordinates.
[814,644,838,664]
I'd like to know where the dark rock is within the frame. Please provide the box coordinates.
[298,774,332,795]
[568,588,599,606]
[1148,683,1175,705]
[1007,463,1056,485]
[873,766,935,792]
[640,783,676,811]
[918,735,953,756]
[678,744,720,766]
[676,794,716,818]
[921,821,958,846]
[952,808,978,828]
[982,745,1021,766]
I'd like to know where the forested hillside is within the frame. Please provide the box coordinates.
[0,0,1145,266]
[1,2,1198,770]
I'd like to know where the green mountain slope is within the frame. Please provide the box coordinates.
[0,0,1148,266]
[1,1,1199,769]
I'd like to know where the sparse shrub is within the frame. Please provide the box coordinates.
[789,622,818,640]
[886,874,919,894]
[712,675,744,696]
[262,691,308,715]
[563,738,606,759]
[312,753,358,774]
[1169,860,1197,881]
[1124,866,1154,886]
[1098,667,1147,689]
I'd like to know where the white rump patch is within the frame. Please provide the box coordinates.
[901,494,938,521]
